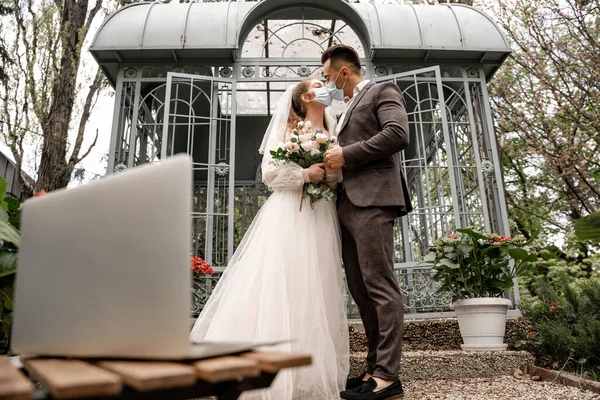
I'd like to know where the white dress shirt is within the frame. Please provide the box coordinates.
[336,79,371,135]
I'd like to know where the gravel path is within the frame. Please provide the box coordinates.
[404,376,600,400]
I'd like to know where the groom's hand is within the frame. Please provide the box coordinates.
[324,145,345,170]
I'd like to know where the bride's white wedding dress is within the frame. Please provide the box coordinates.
[189,86,349,400]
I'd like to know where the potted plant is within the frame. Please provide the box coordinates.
[425,228,537,351]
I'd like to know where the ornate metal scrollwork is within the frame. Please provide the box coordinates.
[219,67,234,78]
[242,66,255,78]
[215,162,230,177]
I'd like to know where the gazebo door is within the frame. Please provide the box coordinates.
[375,66,458,264]
[161,73,237,269]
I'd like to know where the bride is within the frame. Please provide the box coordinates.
[189,78,350,399]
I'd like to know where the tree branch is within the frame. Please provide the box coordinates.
[70,68,102,165]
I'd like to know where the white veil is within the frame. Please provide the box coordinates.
[259,83,338,181]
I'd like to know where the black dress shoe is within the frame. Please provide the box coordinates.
[346,372,370,390]
[340,377,404,400]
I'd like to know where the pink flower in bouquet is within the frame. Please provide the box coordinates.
[297,121,305,129]
[311,141,320,149]
[290,143,300,152]
[315,133,328,144]
[299,134,311,143]
[330,136,338,144]
[285,141,295,150]
[304,121,312,130]
[301,141,314,152]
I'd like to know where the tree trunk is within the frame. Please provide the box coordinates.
[35,0,88,192]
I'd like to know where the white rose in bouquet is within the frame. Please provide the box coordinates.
[315,133,328,144]
[301,141,314,152]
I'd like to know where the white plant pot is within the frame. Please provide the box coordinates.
[452,298,513,351]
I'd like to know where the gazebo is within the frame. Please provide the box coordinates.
[90,0,516,318]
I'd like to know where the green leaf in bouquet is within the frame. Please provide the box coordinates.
[304,154,311,164]
[290,137,298,143]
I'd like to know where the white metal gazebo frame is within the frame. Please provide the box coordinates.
[90,0,518,318]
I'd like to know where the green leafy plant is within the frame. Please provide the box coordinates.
[520,278,600,381]
[0,178,21,353]
[575,211,600,243]
[425,228,537,301]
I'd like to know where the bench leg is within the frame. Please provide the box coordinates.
[217,372,277,400]
[218,386,242,400]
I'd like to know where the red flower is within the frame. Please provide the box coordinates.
[34,190,48,197]
[490,235,512,244]
[190,256,214,275]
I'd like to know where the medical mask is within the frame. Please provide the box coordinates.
[311,86,333,106]
[325,70,347,102]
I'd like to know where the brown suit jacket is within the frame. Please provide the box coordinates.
[338,81,413,216]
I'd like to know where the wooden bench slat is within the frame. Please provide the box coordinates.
[96,361,196,391]
[0,356,33,400]
[24,359,122,399]
[193,356,261,383]
[241,352,312,373]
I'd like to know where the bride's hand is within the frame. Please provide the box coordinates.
[307,163,326,183]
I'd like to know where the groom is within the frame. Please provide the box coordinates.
[323,45,412,400]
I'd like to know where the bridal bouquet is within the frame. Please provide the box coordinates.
[270,120,337,210]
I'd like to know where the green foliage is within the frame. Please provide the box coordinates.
[520,278,600,381]
[575,211,600,243]
[0,178,21,354]
[490,0,600,239]
[426,228,537,301]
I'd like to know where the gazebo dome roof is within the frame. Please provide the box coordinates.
[90,0,510,83]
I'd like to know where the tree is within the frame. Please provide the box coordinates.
[1,0,106,193]
[0,2,12,81]
[489,0,600,245]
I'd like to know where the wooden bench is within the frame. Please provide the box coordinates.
[0,352,311,400]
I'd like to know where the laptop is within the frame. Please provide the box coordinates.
[11,154,281,359]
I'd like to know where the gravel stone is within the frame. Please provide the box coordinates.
[403,376,600,399]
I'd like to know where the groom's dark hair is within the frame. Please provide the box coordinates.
[321,45,361,74]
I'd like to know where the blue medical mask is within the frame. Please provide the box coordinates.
[311,86,333,106]
[325,69,347,102]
